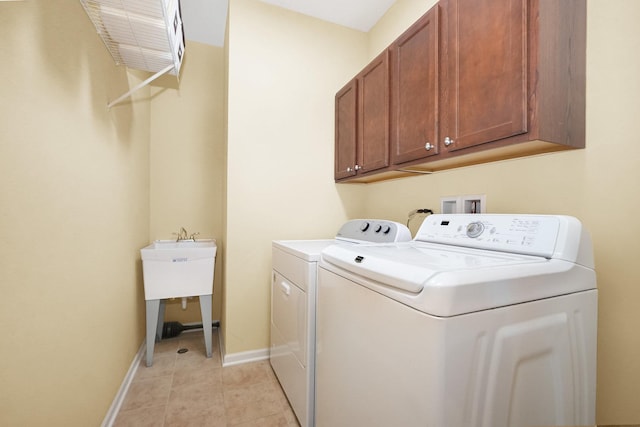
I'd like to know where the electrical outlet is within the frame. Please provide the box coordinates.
[462,195,486,214]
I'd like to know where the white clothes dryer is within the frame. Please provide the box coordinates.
[271,219,411,427]
[316,214,597,427]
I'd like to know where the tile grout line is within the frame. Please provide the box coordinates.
[160,350,178,427]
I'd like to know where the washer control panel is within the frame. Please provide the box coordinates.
[466,221,485,238]
[336,219,412,243]
[415,214,563,257]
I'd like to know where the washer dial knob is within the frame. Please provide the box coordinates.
[360,222,370,232]
[466,221,485,238]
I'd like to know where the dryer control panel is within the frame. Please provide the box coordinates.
[414,214,581,259]
[335,219,412,244]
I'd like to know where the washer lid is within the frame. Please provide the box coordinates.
[321,242,547,294]
[321,241,596,316]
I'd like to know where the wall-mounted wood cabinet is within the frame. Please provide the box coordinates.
[439,0,528,155]
[335,0,586,183]
[334,51,389,180]
[390,6,439,165]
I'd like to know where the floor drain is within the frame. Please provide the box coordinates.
[177,348,189,354]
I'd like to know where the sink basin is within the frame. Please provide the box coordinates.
[140,239,217,300]
[146,239,217,250]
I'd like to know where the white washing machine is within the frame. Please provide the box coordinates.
[271,219,412,427]
[316,214,598,427]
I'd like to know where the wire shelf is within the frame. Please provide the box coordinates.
[80,0,184,76]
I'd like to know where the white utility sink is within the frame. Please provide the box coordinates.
[141,239,217,300]
[140,238,217,367]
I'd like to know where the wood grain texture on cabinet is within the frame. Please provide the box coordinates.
[390,6,439,165]
[335,0,586,183]
[335,51,390,181]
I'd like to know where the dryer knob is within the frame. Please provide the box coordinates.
[360,222,370,232]
[374,225,382,233]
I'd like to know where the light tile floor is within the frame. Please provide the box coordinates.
[114,328,299,427]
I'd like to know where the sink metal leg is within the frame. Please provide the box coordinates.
[156,299,166,342]
[145,299,160,367]
[199,294,213,358]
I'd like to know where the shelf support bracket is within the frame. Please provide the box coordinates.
[108,64,175,109]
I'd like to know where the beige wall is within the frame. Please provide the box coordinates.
[149,42,226,323]
[0,1,150,425]
[223,0,367,354]
[361,0,640,424]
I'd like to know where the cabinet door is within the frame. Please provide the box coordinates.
[440,0,527,152]
[358,51,390,174]
[335,79,358,180]
[390,6,439,165]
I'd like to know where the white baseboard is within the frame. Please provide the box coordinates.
[222,346,270,367]
[101,341,145,427]
[218,326,270,367]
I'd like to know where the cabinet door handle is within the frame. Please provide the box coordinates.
[425,142,434,151]
[444,137,454,147]
[346,167,353,172]
[354,165,361,171]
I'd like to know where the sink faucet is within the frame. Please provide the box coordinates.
[173,227,200,242]
[174,227,188,241]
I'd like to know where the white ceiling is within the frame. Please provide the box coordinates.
[179,0,396,47]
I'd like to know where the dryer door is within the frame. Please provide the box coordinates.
[271,271,307,366]
[270,270,309,425]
